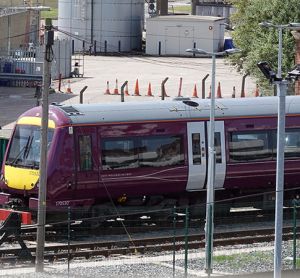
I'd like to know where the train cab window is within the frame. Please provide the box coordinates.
[102,139,138,170]
[139,135,184,167]
[192,133,201,165]
[79,135,92,171]
[215,132,222,164]
[229,131,272,162]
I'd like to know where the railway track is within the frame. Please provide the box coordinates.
[1,226,299,266]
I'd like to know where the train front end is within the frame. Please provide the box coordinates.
[0,115,55,210]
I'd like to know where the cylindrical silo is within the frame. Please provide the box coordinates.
[58,0,144,53]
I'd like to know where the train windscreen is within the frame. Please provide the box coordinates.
[5,125,54,169]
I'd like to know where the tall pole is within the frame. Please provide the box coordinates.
[274,26,285,278]
[205,53,216,276]
[35,18,53,272]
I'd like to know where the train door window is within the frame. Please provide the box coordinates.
[192,133,201,165]
[101,138,138,170]
[229,131,272,162]
[139,135,184,167]
[79,135,92,171]
[215,132,222,164]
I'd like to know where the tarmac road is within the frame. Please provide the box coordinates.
[0,54,256,134]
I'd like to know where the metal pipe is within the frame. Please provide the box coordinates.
[205,53,216,276]
[161,77,169,100]
[79,86,88,104]
[202,74,209,99]
[241,73,249,97]
[121,81,128,102]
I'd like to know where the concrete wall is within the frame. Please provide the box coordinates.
[0,11,29,51]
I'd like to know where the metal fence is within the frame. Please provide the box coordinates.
[0,39,72,87]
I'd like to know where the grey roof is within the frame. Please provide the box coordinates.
[55,96,300,125]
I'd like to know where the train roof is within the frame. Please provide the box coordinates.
[47,96,300,126]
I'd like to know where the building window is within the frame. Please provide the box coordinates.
[79,135,92,171]
[229,131,272,162]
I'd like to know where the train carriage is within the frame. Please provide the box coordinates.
[1,96,300,216]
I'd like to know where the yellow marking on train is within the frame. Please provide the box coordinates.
[4,165,39,190]
[17,116,55,128]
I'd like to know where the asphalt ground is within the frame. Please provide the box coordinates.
[0,55,256,136]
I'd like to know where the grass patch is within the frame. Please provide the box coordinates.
[41,8,58,20]
[213,251,272,270]
[168,5,191,14]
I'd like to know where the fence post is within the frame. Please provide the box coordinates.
[172,205,177,277]
[79,86,88,104]
[161,77,169,100]
[293,198,299,271]
[184,207,189,278]
[202,74,209,99]
[121,81,128,103]
[68,206,71,277]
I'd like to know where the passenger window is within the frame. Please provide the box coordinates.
[273,129,300,159]
[79,135,92,171]
[101,135,184,170]
[192,133,201,165]
[139,135,184,167]
[102,139,138,170]
[229,131,272,162]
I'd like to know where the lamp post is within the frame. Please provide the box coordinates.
[186,47,240,275]
[259,21,300,278]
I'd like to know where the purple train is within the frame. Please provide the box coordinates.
[1,96,300,216]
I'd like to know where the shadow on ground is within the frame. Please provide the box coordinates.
[0,87,75,129]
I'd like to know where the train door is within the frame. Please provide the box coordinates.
[186,122,207,191]
[74,127,99,199]
[207,121,226,189]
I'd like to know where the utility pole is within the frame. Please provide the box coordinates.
[35,18,54,273]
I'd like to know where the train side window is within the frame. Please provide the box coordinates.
[229,131,272,162]
[139,135,184,167]
[101,139,138,170]
[273,129,300,159]
[192,133,201,165]
[79,135,92,171]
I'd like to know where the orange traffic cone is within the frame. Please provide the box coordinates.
[66,80,72,93]
[104,81,111,95]
[207,85,211,99]
[134,79,141,96]
[114,79,119,95]
[254,84,259,97]
[217,82,222,98]
[178,77,183,97]
[146,82,154,97]
[232,86,236,98]
[125,82,130,96]
[192,84,198,98]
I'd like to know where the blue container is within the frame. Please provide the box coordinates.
[3,62,12,73]
[224,38,235,50]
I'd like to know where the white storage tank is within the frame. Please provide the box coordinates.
[146,15,226,56]
[58,0,144,53]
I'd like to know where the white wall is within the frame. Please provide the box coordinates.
[146,16,225,56]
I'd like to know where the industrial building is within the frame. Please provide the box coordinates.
[146,15,226,56]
